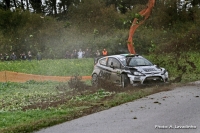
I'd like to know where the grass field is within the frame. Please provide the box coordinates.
[0,79,175,133]
[0,58,94,76]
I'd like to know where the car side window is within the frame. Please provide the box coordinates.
[108,58,121,69]
[99,58,107,66]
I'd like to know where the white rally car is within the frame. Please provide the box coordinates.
[91,54,169,87]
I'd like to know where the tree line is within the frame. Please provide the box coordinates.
[2,0,200,16]
[0,0,200,59]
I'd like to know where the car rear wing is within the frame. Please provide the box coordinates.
[120,54,139,57]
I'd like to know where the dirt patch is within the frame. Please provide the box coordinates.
[0,71,91,82]
[22,76,172,111]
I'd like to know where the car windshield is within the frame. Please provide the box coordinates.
[121,57,153,67]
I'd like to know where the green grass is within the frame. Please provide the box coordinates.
[0,80,176,133]
[0,81,61,112]
[0,58,94,76]
[0,107,87,133]
[0,81,110,132]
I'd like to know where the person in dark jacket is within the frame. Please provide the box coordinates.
[10,52,17,61]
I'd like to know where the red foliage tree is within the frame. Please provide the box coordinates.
[127,0,155,54]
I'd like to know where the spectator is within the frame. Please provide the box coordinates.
[37,51,42,61]
[70,49,75,59]
[84,48,90,58]
[70,51,74,59]
[27,51,32,61]
[0,53,4,61]
[65,51,70,59]
[19,54,22,60]
[71,49,77,59]
[77,49,83,59]
[21,52,26,60]
[4,53,9,61]
[102,48,108,56]
[10,52,17,61]
[95,50,100,57]
[82,50,85,58]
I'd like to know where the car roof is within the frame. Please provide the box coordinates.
[104,54,141,59]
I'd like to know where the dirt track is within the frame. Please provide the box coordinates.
[0,71,91,82]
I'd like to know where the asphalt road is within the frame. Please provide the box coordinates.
[35,82,200,133]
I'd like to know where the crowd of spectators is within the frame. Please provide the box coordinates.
[65,48,106,59]
[0,51,42,61]
[0,48,108,61]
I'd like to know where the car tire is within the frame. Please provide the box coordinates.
[92,73,99,87]
[121,74,130,88]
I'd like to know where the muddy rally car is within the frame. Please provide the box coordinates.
[91,54,169,88]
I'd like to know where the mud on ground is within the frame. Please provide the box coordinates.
[1,71,173,118]
[22,75,173,111]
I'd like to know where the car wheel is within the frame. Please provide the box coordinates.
[121,74,130,88]
[92,74,99,87]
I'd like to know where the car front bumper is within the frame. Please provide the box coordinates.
[127,72,169,85]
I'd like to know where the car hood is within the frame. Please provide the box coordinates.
[129,65,164,74]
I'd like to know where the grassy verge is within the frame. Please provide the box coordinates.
[0,80,176,133]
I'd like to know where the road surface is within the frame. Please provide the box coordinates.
[35,82,200,133]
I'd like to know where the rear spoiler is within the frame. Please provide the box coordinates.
[120,54,139,57]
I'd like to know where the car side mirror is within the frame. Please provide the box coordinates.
[155,64,160,68]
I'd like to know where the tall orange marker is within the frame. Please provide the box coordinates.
[127,0,155,54]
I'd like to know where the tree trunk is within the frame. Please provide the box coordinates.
[21,0,24,10]
[53,0,57,15]
[127,0,155,54]
[5,0,10,9]
[26,0,29,10]
[13,0,17,9]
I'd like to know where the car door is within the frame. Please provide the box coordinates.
[107,57,122,84]
[98,57,111,80]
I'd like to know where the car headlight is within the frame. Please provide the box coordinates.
[161,69,167,75]
[133,71,145,76]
